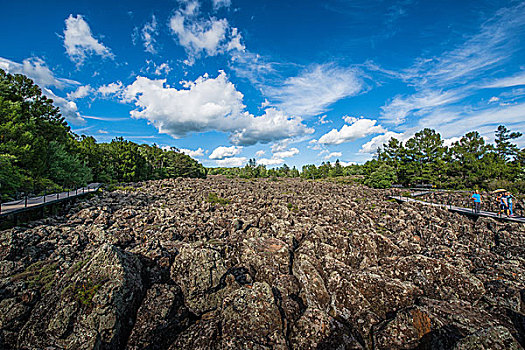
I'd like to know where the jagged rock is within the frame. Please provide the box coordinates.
[378,254,485,302]
[0,176,523,349]
[373,306,442,349]
[452,326,522,349]
[169,317,220,350]
[292,253,330,310]
[220,282,287,349]
[18,244,143,350]
[170,243,228,315]
[127,284,194,350]
[238,237,290,285]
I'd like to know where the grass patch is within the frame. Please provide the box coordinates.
[11,260,58,292]
[287,203,299,212]
[206,192,230,205]
[76,279,104,306]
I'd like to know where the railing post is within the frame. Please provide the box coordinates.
[25,195,28,208]
[43,189,46,203]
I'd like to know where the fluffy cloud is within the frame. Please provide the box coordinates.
[179,147,205,157]
[123,71,245,136]
[359,131,407,154]
[216,157,247,166]
[318,117,385,145]
[273,147,299,159]
[169,1,244,64]
[264,64,364,117]
[257,146,299,166]
[63,15,113,66]
[255,150,265,157]
[209,146,242,159]
[67,85,93,100]
[230,108,313,146]
[122,71,313,145]
[324,152,342,160]
[97,81,124,96]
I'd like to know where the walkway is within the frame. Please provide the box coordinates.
[0,183,102,218]
[389,195,525,224]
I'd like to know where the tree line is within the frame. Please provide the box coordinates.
[210,127,524,193]
[0,69,205,200]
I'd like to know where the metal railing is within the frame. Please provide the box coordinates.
[0,183,101,215]
[389,188,524,218]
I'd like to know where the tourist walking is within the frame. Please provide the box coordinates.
[505,191,514,216]
[497,194,508,217]
[471,190,482,214]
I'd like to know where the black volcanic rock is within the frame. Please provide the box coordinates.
[0,176,523,349]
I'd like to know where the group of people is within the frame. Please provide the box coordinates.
[471,190,515,216]
[496,191,515,217]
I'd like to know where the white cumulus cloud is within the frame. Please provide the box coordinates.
[324,152,342,160]
[97,81,124,96]
[359,131,407,154]
[67,85,93,100]
[179,147,205,157]
[257,146,299,166]
[169,1,244,64]
[209,146,242,159]
[63,14,113,66]
[122,71,313,145]
[318,117,385,145]
[230,108,313,146]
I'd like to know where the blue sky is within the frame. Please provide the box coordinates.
[1,0,524,167]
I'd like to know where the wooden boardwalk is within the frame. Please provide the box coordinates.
[389,195,525,224]
[0,183,102,218]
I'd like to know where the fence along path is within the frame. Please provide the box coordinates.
[389,194,525,224]
[0,183,102,218]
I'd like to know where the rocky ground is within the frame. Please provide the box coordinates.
[1,176,524,349]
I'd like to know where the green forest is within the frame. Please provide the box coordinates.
[0,69,206,200]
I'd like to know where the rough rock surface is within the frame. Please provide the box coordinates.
[0,176,524,349]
